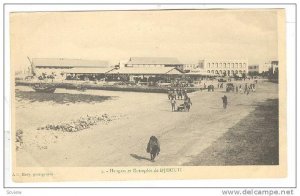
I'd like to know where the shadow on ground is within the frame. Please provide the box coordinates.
[130,154,152,162]
[184,99,279,166]
[15,90,116,104]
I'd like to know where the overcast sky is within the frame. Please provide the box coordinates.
[10,9,281,71]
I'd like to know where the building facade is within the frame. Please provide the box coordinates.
[203,59,248,76]
[248,65,259,74]
[269,60,279,74]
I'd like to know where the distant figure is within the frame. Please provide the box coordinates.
[244,83,248,94]
[174,89,179,99]
[235,85,239,93]
[146,136,160,161]
[177,89,183,100]
[222,95,228,109]
[172,90,177,100]
[247,86,251,95]
[239,85,243,94]
[167,89,172,100]
[184,96,192,112]
[182,89,187,98]
[171,98,176,112]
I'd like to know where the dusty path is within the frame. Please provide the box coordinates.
[16,81,278,166]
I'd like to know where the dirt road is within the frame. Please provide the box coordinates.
[16,81,278,166]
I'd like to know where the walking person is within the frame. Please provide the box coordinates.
[146,136,160,161]
[222,95,228,109]
[184,96,192,112]
[171,98,176,112]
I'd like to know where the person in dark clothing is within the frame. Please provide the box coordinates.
[146,136,160,161]
[184,96,192,112]
[222,95,228,109]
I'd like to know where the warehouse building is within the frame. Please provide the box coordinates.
[124,57,184,70]
[31,58,111,80]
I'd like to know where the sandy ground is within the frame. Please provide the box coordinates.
[15,81,278,167]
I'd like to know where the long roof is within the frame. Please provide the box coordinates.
[65,67,116,74]
[109,67,183,75]
[32,58,109,68]
[184,72,217,76]
[127,57,182,65]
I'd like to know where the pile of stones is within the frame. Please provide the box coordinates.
[38,114,112,132]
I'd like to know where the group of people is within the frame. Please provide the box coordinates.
[235,83,256,95]
[167,88,187,100]
[170,93,192,112]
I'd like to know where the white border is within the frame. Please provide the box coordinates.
[2,2,297,189]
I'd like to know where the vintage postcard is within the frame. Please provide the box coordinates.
[10,9,286,182]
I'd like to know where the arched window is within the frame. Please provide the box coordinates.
[207,70,210,73]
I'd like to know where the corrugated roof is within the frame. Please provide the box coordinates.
[127,57,182,65]
[32,58,109,68]
[185,71,217,76]
[109,67,183,75]
[65,67,116,74]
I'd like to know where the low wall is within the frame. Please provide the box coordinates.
[15,81,200,93]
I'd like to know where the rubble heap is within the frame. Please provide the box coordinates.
[38,114,113,132]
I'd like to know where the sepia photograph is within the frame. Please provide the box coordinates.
[9,8,287,181]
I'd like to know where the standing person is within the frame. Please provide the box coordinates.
[235,85,239,93]
[244,83,248,94]
[239,84,243,94]
[247,86,250,95]
[252,83,256,92]
[182,89,187,98]
[184,95,192,112]
[222,95,228,109]
[167,89,172,100]
[175,88,179,99]
[178,89,183,100]
[171,98,176,112]
[172,89,176,100]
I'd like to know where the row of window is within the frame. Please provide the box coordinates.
[248,66,259,69]
[128,64,165,68]
[207,70,246,74]
[207,63,247,69]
